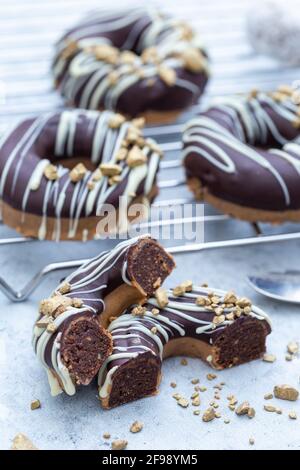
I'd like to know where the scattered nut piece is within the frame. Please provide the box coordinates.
[35,316,52,328]
[196,296,206,306]
[126,146,147,168]
[249,438,255,446]
[178,397,189,408]
[44,164,58,181]
[93,44,119,64]
[181,280,193,292]
[11,433,38,450]
[92,168,102,182]
[108,175,121,186]
[39,295,73,317]
[46,323,57,333]
[202,408,216,422]
[130,421,143,433]
[115,148,128,162]
[264,405,277,413]
[287,341,299,355]
[224,291,237,304]
[30,399,41,411]
[224,418,230,424]
[151,326,157,335]
[155,288,169,308]
[180,358,188,366]
[207,373,217,381]
[286,354,293,362]
[289,412,297,420]
[264,393,273,400]
[158,66,176,86]
[182,48,204,73]
[193,410,200,416]
[131,117,145,129]
[191,378,199,385]
[103,432,111,440]
[247,407,256,419]
[192,396,201,407]
[235,402,251,416]
[151,308,159,316]
[72,298,83,308]
[199,386,207,392]
[236,297,252,308]
[172,393,181,401]
[173,285,186,297]
[58,282,71,294]
[274,385,299,401]
[111,439,128,450]
[70,163,87,183]
[131,306,146,317]
[263,353,276,363]
[170,382,177,389]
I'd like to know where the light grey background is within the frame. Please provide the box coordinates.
[0,0,300,451]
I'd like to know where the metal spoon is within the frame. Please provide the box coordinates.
[248,270,300,304]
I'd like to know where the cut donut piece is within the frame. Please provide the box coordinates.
[52,7,209,123]
[183,86,300,223]
[0,110,162,240]
[98,284,271,408]
[32,235,175,396]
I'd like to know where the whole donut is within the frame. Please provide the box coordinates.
[247,0,300,65]
[52,7,209,122]
[183,86,300,223]
[0,109,162,240]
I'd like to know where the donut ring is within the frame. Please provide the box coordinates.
[0,109,162,241]
[32,236,175,396]
[99,284,271,408]
[247,1,300,65]
[183,86,300,223]
[52,7,209,123]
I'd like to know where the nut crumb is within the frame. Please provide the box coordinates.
[155,288,169,309]
[289,412,297,420]
[287,341,299,355]
[103,432,111,440]
[235,402,251,416]
[150,326,157,335]
[180,358,188,366]
[170,382,177,388]
[151,308,160,316]
[108,113,126,129]
[193,410,200,416]
[100,163,122,177]
[30,399,41,411]
[44,164,58,181]
[202,408,215,422]
[206,373,217,381]
[191,378,199,385]
[263,353,276,363]
[264,393,273,400]
[130,421,143,433]
[111,439,128,450]
[177,397,189,408]
[274,385,299,401]
[249,438,255,446]
[46,323,57,333]
[70,163,87,183]
[58,282,71,294]
[264,405,277,413]
[11,433,38,450]
[126,146,147,168]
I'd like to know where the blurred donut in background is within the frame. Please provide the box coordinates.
[247,0,300,65]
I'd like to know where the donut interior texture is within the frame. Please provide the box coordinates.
[0,110,162,241]
[32,236,175,396]
[98,286,271,409]
[52,7,209,122]
[183,86,300,223]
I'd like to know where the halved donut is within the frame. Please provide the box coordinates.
[52,7,209,123]
[0,109,162,240]
[183,86,300,223]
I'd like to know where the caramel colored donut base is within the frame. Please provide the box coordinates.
[1,186,158,241]
[188,177,300,224]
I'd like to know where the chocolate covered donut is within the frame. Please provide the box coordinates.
[0,109,162,240]
[98,284,271,408]
[52,7,209,123]
[183,86,300,223]
[32,235,175,396]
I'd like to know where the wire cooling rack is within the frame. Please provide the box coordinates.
[1,0,300,302]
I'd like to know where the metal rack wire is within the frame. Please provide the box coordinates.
[1,0,300,302]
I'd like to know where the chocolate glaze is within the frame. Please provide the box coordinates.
[52,7,209,117]
[32,235,175,396]
[0,109,161,240]
[98,286,271,407]
[183,88,300,213]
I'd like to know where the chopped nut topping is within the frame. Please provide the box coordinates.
[58,282,71,294]
[44,164,59,181]
[99,163,122,177]
[286,354,293,362]
[247,407,256,419]
[158,66,176,86]
[249,438,255,446]
[191,378,199,385]
[70,163,87,183]
[193,410,200,416]
[11,433,38,451]
[289,411,297,420]
[130,421,143,433]
[131,305,146,317]
[274,385,299,401]
[111,439,128,450]
[236,297,252,308]
[226,312,235,321]
[146,139,163,156]
[103,432,111,440]
[108,175,121,186]
[35,316,52,328]
[170,382,177,388]
[155,288,169,308]
[151,308,159,316]
[46,323,57,333]
[30,399,41,410]
[172,393,181,401]
[180,358,188,366]
[108,113,126,129]
[141,47,159,64]
[287,341,299,355]
[115,148,128,162]
[263,353,277,363]
[182,48,204,73]
[93,44,119,64]
[224,291,237,304]
[224,418,230,424]
[173,285,186,297]
[213,314,225,325]
[181,280,193,292]
[199,386,207,392]
[120,50,137,65]
[92,168,103,182]
[87,180,95,191]
[39,295,73,317]
[202,408,216,422]
[72,298,83,308]
[126,145,147,168]
[131,117,145,129]
[151,326,157,335]
[177,397,189,408]
[196,296,206,306]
